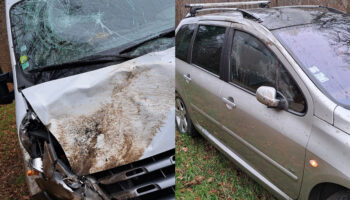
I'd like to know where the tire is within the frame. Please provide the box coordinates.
[175,94,197,136]
[327,190,350,200]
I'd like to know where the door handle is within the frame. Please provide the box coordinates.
[183,74,191,83]
[222,97,236,110]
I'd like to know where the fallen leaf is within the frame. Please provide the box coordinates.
[181,147,188,153]
[195,175,205,183]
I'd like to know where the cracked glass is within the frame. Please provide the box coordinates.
[10,0,174,71]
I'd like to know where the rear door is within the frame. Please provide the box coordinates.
[181,21,231,140]
[218,29,313,198]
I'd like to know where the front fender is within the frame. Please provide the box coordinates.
[299,116,350,200]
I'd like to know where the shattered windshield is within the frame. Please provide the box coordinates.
[10,0,174,72]
[274,18,350,108]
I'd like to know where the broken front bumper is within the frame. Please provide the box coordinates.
[32,137,175,200]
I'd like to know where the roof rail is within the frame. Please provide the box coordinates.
[185,1,270,17]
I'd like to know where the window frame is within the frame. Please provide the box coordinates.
[225,28,308,116]
[188,22,230,80]
[175,23,197,62]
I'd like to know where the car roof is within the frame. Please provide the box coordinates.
[187,6,348,30]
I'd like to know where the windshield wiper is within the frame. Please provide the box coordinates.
[28,28,174,73]
[118,28,174,54]
[29,54,136,73]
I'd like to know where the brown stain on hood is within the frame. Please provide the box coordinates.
[48,64,174,175]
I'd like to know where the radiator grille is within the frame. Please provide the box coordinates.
[91,149,175,200]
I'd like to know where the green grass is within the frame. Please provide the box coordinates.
[0,103,29,199]
[175,131,276,200]
[14,175,26,185]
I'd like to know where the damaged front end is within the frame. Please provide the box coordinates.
[20,109,175,200]
[20,111,109,199]
[17,49,175,199]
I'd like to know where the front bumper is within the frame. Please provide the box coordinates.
[34,145,175,200]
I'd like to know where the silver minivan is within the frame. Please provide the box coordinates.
[2,0,175,199]
[176,3,350,200]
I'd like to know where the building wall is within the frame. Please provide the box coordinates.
[176,0,350,25]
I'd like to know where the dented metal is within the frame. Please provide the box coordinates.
[5,0,175,198]
[37,140,109,199]
[22,49,175,176]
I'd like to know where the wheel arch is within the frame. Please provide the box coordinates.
[308,182,349,200]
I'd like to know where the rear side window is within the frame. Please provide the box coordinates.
[176,24,196,61]
[192,25,226,75]
[231,31,306,113]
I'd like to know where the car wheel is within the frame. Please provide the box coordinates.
[327,190,350,200]
[175,95,197,136]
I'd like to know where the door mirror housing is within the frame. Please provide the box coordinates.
[256,86,288,110]
[0,67,14,105]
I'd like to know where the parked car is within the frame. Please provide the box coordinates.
[176,2,350,200]
[3,0,175,199]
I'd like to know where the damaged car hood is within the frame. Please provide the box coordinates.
[22,48,175,176]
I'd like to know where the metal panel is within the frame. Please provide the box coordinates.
[22,48,175,175]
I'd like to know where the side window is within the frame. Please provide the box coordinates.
[231,31,306,113]
[231,31,276,91]
[192,25,226,75]
[278,66,306,113]
[175,24,196,61]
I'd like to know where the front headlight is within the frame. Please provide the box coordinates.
[19,111,48,162]
[19,112,35,155]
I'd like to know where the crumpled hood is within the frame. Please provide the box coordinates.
[22,48,175,176]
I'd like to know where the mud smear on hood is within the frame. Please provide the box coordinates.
[48,64,174,175]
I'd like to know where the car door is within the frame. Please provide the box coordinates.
[179,21,231,140]
[218,29,313,198]
[176,23,197,104]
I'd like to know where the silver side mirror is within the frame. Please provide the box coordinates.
[256,86,287,110]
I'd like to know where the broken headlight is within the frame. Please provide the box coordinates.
[19,111,107,199]
[19,111,47,159]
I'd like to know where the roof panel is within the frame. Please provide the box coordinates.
[244,6,347,30]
